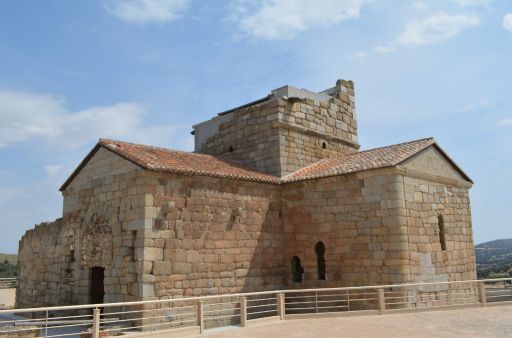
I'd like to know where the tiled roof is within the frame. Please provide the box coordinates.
[98,139,280,183]
[61,137,470,191]
[282,138,437,182]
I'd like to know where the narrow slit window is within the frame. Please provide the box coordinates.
[315,242,326,280]
[438,215,446,251]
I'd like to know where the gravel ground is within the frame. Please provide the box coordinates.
[197,305,512,338]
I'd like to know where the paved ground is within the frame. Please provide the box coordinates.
[197,305,512,338]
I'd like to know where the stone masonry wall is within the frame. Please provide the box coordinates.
[280,167,475,291]
[61,147,145,305]
[17,219,73,308]
[17,148,147,308]
[17,144,476,310]
[138,173,285,299]
[281,171,410,288]
[198,99,282,177]
[400,147,476,284]
[403,176,476,283]
[197,80,359,177]
[277,80,359,175]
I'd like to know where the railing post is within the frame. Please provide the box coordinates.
[315,291,318,313]
[479,283,487,307]
[346,289,350,311]
[45,310,49,338]
[92,308,101,338]
[378,289,385,315]
[240,297,247,327]
[276,293,285,320]
[197,301,204,333]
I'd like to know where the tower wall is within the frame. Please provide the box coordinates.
[194,80,359,177]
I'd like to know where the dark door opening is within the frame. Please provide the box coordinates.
[90,267,105,304]
[291,256,304,283]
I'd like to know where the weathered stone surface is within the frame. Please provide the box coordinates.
[17,80,476,311]
[196,81,359,177]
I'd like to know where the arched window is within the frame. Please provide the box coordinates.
[438,215,446,251]
[315,242,326,280]
[291,256,303,283]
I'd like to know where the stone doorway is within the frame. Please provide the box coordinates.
[90,267,105,304]
[291,256,303,283]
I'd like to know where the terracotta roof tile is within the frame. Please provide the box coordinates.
[62,137,466,191]
[99,139,280,183]
[282,138,436,182]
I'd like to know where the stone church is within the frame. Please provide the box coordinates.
[17,80,476,309]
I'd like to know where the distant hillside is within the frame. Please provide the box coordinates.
[0,253,17,265]
[0,253,17,278]
[475,239,512,278]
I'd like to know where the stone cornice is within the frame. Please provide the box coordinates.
[395,166,473,189]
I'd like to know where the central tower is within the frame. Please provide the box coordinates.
[193,80,359,177]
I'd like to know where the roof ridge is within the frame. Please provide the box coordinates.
[99,138,205,157]
[357,137,434,155]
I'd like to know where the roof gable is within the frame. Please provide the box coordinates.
[400,146,471,182]
[282,138,437,182]
[282,138,472,183]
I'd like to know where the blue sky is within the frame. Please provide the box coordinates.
[0,0,511,253]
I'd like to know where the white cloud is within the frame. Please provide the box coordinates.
[0,89,187,149]
[374,12,480,54]
[396,12,480,46]
[459,97,489,112]
[44,165,65,178]
[498,118,512,127]
[106,0,190,24]
[452,0,491,7]
[236,0,366,40]
[503,13,512,31]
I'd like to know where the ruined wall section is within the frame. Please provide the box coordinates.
[17,219,73,308]
[281,171,410,288]
[138,173,285,299]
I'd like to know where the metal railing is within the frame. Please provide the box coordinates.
[0,278,16,289]
[0,278,511,337]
